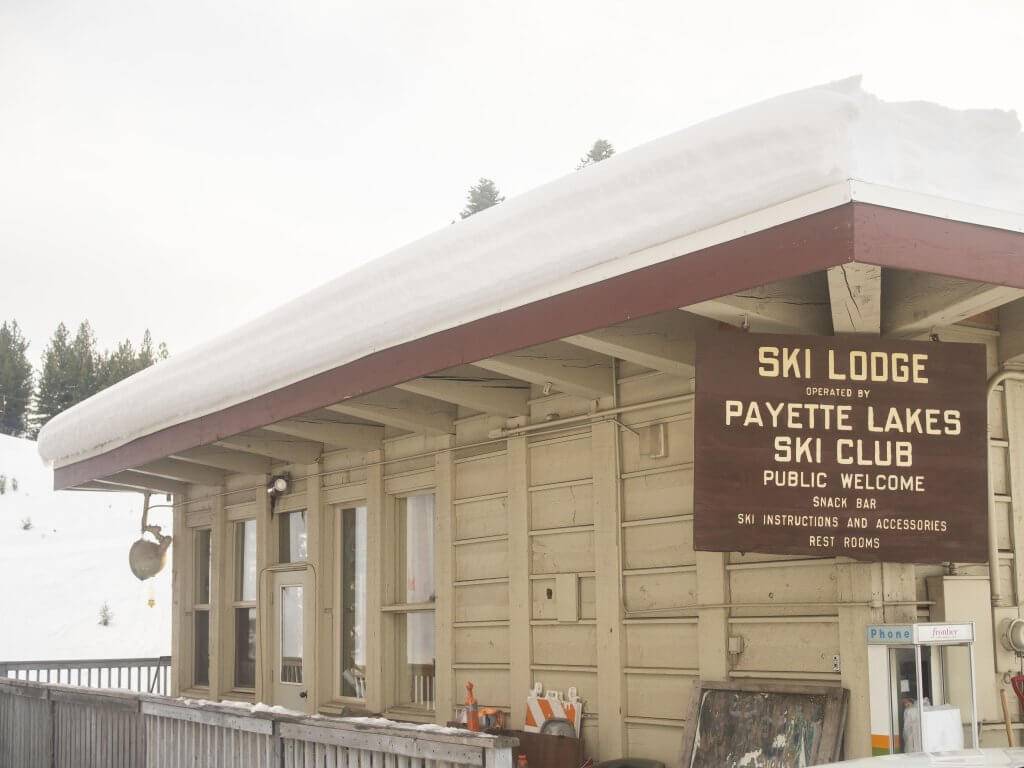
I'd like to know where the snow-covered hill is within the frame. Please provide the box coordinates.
[0,435,172,661]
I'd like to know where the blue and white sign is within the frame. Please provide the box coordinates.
[867,625,913,644]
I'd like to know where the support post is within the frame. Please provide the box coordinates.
[507,436,532,730]
[364,450,386,714]
[592,420,625,759]
[434,444,456,722]
[170,492,186,696]
[255,474,273,703]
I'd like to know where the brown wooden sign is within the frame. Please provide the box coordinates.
[693,330,988,563]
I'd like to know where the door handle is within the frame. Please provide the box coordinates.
[299,691,308,699]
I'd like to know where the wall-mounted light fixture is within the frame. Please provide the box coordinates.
[267,474,290,498]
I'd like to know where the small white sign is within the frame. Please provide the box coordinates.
[914,623,974,644]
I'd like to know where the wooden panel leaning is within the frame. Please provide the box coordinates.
[680,680,849,768]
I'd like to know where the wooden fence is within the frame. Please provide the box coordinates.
[0,656,171,695]
[0,677,516,768]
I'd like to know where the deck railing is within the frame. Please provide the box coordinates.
[0,656,171,695]
[0,677,516,768]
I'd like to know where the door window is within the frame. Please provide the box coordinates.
[280,585,304,684]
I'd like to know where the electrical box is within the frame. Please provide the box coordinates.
[639,423,667,459]
[555,573,579,623]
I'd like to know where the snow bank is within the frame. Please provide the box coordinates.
[0,435,171,660]
[37,77,1024,470]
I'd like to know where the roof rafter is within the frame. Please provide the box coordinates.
[564,313,713,377]
[263,419,385,451]
[686,273,832,335]
[827,262,882,334]
[396,370,529,417]
[135,458,227,486]
[101,470,186,497]
[215,433,323,465]
[883,271,1024,337]
[326,390,455,435]
[172,446,273,475]
[474,341,613,400]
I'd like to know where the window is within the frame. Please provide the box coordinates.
[280,585,304,683]
[193,528,212,688]
[339,506,368,699]
[233,519,257,689]
[279,510,308,563]
[390,494,435,709]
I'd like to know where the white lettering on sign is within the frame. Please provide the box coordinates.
[757,347,929,383]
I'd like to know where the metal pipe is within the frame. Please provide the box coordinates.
[987,371,1024,607]
[487,393,695,439]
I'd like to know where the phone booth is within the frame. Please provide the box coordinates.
[866,623,979,754]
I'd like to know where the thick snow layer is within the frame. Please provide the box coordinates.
[37,77,1024,470]
[0,435,171,660]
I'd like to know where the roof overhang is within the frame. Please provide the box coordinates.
[52,200,1024,490]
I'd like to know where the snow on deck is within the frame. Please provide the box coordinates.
[37,77,1024,470]
[0,435,171,660]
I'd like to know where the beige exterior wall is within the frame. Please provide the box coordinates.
[168,323,1018,767]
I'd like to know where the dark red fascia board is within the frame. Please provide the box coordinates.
[53,202,1024,490]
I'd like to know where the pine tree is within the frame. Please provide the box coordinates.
[69,321,99,403]
[138,330,156,367]
[32,323,170,434]
[576,139,615,170]
[33,322,76,433]
[0,320,34,437]
[98,338,137,390]
[459,178,504,219]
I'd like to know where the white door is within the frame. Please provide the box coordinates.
[270,568,314,712]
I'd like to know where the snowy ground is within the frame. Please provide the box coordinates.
[0,434,172,661]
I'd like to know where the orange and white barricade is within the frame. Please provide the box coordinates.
[523,682,583,736]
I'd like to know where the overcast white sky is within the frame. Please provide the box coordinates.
[2,1,1022,364]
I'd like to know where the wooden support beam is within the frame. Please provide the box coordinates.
[172,446,273,475]
[474,341,613,400]
[101,470,186,497]
[883,271,1024,337]
[999,298,1024,367]
[686,273,832,335]
[216,433,323,465]
[77,481,136,493]
[564,313,713,377]
[136,458,227,486]
[827,263,881,334]
[326,390,455,435]
[263,419,384,451]
[396,369,529,417]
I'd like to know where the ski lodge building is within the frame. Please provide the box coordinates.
[35,80,1024,766]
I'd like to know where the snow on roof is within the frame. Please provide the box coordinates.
[37,77,1024,470]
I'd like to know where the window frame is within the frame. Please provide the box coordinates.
[383,492,437,715]
[278,508,309,564]
[191,526,213,690]
[333,502,370,705]
[230,518,258,692]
